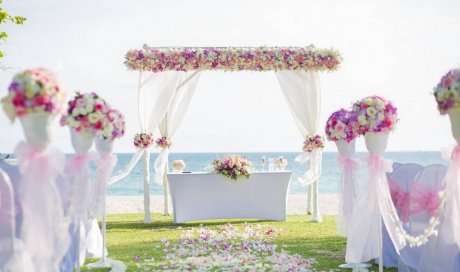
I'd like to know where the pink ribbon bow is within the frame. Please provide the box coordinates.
[338,155,359,171]
[366,155,393,173]
[409,183,441,218]
[65,152,96,177]
[388,178,411,222]
[15,141,64,181]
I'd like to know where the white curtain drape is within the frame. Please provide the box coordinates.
[276,70,323,221]
[109,71,183,223]
[154,71,201,215]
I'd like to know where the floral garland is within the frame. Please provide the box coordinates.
[211,155,253,181]
[434,67,460,114]
[125,46,342,73]
[155,136,171,149]
[351,95,398,134]
[1,67,66,122]
[391,190,446,247]
[302,134,325,152]
[98,108,126,141]
[60,92,110,136]
[325,109,359,143]
[133,132,154,148]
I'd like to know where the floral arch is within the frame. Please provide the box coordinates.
[111,44,342,223]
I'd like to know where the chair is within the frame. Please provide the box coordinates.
[0,169,15,269]
[399,164,448,271]
[378,163,424,268]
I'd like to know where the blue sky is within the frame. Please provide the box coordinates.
[0,0,459,153]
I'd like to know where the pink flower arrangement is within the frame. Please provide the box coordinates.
[98,108,126,141]
[303,135,325,152]
[351,95,398,134]
[434,67,460,114]
[325,109,359,143]
[60,92,110,136]
[133,132,154,148]
[1,68,66,122]
[212,155,253,180]
[125,46,342,73]
[155,136,171,149]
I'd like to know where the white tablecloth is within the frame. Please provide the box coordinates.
[167,172,291,223]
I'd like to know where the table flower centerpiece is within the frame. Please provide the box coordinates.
[172,160,186,172]
[211,155,253,181]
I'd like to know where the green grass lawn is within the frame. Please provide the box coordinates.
[82,213,396,271]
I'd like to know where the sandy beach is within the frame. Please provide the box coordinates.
[106,194,339,215]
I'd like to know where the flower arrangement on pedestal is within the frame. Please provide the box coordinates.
[155,136,171,149]
[351,95,398,135]
[1,67,66,122]
[325,109,359,143]
[434,67,460,114]
[133,132,154,148]
[60,92,110,136]
[211,155,253,181]
[302,134,325,152]
[98,108,126,141]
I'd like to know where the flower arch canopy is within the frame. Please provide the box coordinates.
[124,45,342,73]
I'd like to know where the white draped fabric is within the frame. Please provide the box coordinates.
[276,70,322,221]
[154,71,201,215]
[346,133,406,267]
[109,71,184,222]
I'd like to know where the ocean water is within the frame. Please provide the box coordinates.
[108,152,447,196]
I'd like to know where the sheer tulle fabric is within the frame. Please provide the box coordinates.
[15,142,70,272]
[277,71,322,185]
[91,154,117,217]
[336,154,359,237]
[345,136,405,263]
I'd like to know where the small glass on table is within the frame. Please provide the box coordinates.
[260,156,267,171]
[268,158,275,171]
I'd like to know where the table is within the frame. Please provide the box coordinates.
[167,172,291,223]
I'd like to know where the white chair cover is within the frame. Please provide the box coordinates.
[0,169,15,269]
[378,163,423,268]
[406,165,450,271]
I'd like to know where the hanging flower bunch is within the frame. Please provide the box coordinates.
[351,95,398,134]
[125,46,342,73]
[98,108,126,141]
[1,67,66,122]
[60,92,110,136]
[325,109,359,143]
[133,132,154,148]
[434,67,460,114]
[211,155,253,181]
[302,134,325,152]
[155,136,171,149]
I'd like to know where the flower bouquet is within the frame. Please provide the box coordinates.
[302,134,325,152]
[1,68,66,150]
[352,95,398,155]
[134,132,154,148]
[1,67,66,122]
[211,155,253,181]
[434,68,460,143]
[61,92,110,135]
[352,95,398,135]
[325,109,359,156]
[155,136,171,149]
[97,108,126,142]
[172,160,185,172]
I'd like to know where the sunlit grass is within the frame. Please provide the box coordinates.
[82,213,396,271]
